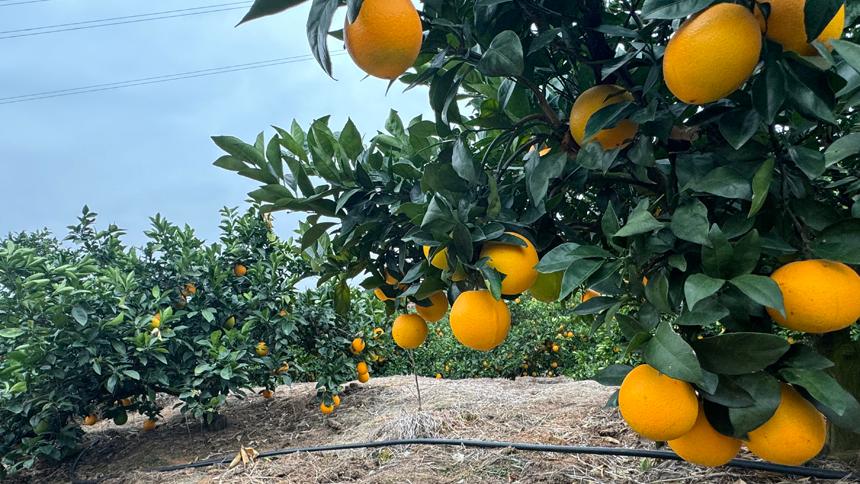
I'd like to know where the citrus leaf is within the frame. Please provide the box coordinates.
[237,0,310,25]
[643,321,704,385]
[693,333,790,375]
[478,31,524,77]
[684,273,725,310]
[641,0,714,19]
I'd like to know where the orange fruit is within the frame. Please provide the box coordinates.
[344,0,423,80]
[356,361,369,374]
[551,343,560,353]
[332,395,341,407]
[261,389,274,399]
[374,287,393,301]
[551,361,558,368]
[668,404,741,467]
[358,372,370,383]
[150,313,161,329]
[755,0,845,56]
[83,415,98,426]
[392,314,428,349]
[479,232,539,295]
[351,337,366,354]
[120,398,133,407]
[530,271,563,303]
[449,290,511,351]
[278,309,288,317]
[422,246,466,281]
[416,291,449,323]
[384,270,399,285]
[619,364,698,441]
[581,289,600,303]
[320,402,334,415]
[435,373,442,379]
[255,341,269,357]
[766,260,860,333]
[663,3,762,104]
[142,419,157,431]
[569,85,638,149]
[747,384,826,465]
[372,327,384,337]
[233,264,247,277]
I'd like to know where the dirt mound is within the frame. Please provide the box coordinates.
[21,376,851,483]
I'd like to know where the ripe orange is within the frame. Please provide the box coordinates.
[374,287,393,301]
[332,395,341,407]
[142,419,157,432]
[278,309,288,317]
[150,313,161,329]
[766,260,860,333]
[344,0,423,80]
[529,271,563,303]
[276,363,290,374]
[233,264,247,277]
[384,270,399,285]
[356,361,369,374]
[663,3,762,104]
[261,389,274,399]
[551,361,558,369]
[120,397,133,407]
[83,415,98,426]
[569,85,638,149]
[755,0,845,56]
[551,343,560,353]
[746,384,826,465]
[351,337,366,354]
[183,282,197,296]
[372,327,384,338]
[479,232,539,295]
[320,402,334,415]
[449,290,511,351]
[668,404,741,467]
[422,246,466,281]
[435,373,442,379]
[392,314,428,349]
[255,341,269,357]
[581,289,600,303]
[358,372,370,383]
[618,364,698,441]
[416,291,449,323]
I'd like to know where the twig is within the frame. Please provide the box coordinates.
[409,351,422,412]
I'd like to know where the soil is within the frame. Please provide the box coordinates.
[19,376,855,483]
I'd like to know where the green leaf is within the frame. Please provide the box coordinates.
[213,155,248,172]
[719,109,761,150]
[643,321,704,385]
[727,373,781,437]
[785,65,837,124]
[584,101,635,141]
[123,370,141,380]
[534,243,610,273]
[238,0,309,24]
[0,328,24,338]
[832,39,860,75]
[72,306,88,326]
[825,132,860,167]
[339,119,363,161]
[477,31,524,77]
[592,364,633,386]
[781,345,835,371]
[525,150,566,207]
[694,333,790,375]
[788,146,825,180]
[675,298,730,326]
[804,0,845,42]
[812,219,860,264]
[781,368,857,416]
[671,199,710,245]
[641,0,714,19]
[452,138,478,183]
[559,259,603,300]
[729,274,784,315]
[684,274,725,310]
[701,376,756,408]
[644,272,671,313]
[614,200,665,237]
[753,53,786,125]
[749,158,774,217]
[301,222,335,250]
[334,278,351,317]
[212,136,266,169]
[573,296,619,315]
[689,165,752,200]
[306,0,339,76]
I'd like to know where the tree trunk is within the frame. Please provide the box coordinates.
[818,330,860,462]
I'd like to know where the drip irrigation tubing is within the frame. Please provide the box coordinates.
[145,438,853,479]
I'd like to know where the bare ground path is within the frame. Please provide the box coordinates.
[21,376,853,483]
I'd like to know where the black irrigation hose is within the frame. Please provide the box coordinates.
[147,438,852,480]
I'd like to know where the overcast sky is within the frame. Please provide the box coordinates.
[0,0,429,246]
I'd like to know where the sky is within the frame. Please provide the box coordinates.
[0,0,430,246]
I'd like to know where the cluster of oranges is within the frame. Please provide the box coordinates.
[573,1,846,149]
[351,338,372,385]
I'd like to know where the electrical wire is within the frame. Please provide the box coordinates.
[0,3,252,39]
[0,0,53,7]
[143,438,852,479]
[0,53,346,105]
[0,2,251,34]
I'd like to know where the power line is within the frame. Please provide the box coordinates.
[0,3,252,39]
[0,2,251,34]
[0,53,347,105]
[0,0,53,7]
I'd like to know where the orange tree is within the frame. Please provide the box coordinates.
[220,0,860,467]
[0,205,378,475]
